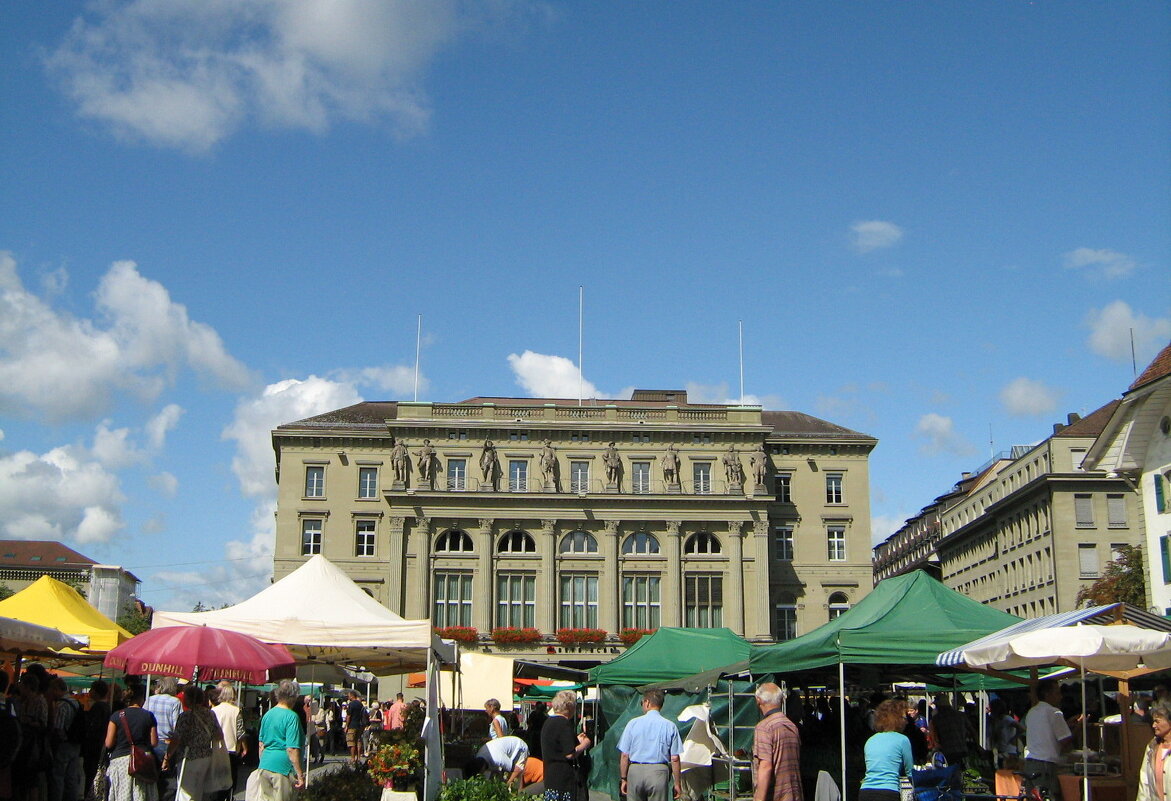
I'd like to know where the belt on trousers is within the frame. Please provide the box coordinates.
[630,762,668,765]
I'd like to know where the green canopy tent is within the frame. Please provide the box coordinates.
[749,570,1021,797]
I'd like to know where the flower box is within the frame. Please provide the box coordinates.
[619,628,656,646]
[434,626,479,643]
[491,627,542,645]
[555,628,607,645]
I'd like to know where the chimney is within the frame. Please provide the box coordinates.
[1067,412,1081,425]
[1053,423,1065,434]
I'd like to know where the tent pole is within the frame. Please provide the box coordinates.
[305,663,316,787]
[424,646,432,801]
[1080,664,1088,801]
[839,661,846,799]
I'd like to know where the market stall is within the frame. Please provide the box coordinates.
[0,575,132,653]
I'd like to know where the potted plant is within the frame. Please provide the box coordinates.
[555,628,607,645]
[434,625,479,643]
[490,627,542,645]
[367,741,422,791]
[619,628,656,646]
[301,762,381,801]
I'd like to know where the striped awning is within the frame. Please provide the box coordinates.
[936,602,1171,667]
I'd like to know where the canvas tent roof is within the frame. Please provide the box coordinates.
[588,627,752,685]
[152,555,454,672]
[750,570,1021,675]
[0,575,132,653]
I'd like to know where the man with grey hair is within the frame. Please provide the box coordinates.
[752,683,801,801]
[618,689,683,801]
[246,679,305,801]
[146,676,183,801]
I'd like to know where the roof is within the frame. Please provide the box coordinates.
[1130,341,1171,392]
[278,401,400,428]
[1052,400,1121,438]
[588,627,753,685]
[0,540,96,569]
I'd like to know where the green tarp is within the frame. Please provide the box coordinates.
[588,628,753,686]
[750,571,1022,674]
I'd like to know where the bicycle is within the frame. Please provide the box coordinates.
[958,769,1052,801]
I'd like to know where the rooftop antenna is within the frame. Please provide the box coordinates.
[738,320,745,404]
[1131,327,1137,377]
[578,286,584,406]
[413,314,422,402]
[989,422,994,459]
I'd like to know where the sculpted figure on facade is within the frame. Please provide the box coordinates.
[479,440,500,490]
[660,444,681,485]
[722,446,744,486]
[750,444,769,488]
[390,439,409,484]
[415,439,436,485]
[603,442,622,485]
[539,439,558,487]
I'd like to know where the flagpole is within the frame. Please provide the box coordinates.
[414,314,422,402]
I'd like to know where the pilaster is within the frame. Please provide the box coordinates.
[603,520,620,634]
[476,518,494,633]
[539,519,557,634]
[388,515,407,614]
[409,516,431,619]
[727,520,745,636]
[664,521,683,628]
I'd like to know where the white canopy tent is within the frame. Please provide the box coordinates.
[1,615,87,656]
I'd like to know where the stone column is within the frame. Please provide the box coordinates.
[750,520,771,639]
[388,515,407,615]
[409,516,432,619]
[603,520,621,635]
[539,519,558,635]
[476,518,495,633]
[727,520,745,636]
[663,521,683,627]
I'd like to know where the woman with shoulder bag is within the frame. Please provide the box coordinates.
[163,686,224,801]
[104,686,159,801]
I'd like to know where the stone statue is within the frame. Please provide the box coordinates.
[750,444,769,488]
[479,440,500,490]
[660,444,680,485]
[415,439,435,485]
[722,446,743,486]
[603,442,622,485]
[539,439,557,486]
[390,440,409,484]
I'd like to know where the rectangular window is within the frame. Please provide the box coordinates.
[496,574,535,628]
[304,466,325,498]
[508,460,528,492]
[355,519,376,557]
[434,573,473,627]
[1162,535,1171,585]
[570,461,590,493]
[827,526,846,561]
[775,604,797,641]
[447,459,467,491]
[1107,494,1127,527]
[571,431,591,442]
[1078,543,1098,578]
[774,527,794,561]
[684,575,723,628]
[632,461,651,494]
[622,575,661,629]
[559,574,599,629]
[300,519,322,555]
[357,467,378,499]
[447,430,468,440]
[1074,494,1094,527]
[1157,474,1167,514]
[693,463,711,494]
[692,433,712,444]
[775,473,792,503]
[826,474,843,504]
[1070,448,1086,472]
[508,432,529,441]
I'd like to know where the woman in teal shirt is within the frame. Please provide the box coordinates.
[246,679,305,801]
[860,699,914,801]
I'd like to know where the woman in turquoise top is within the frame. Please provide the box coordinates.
[246,679,305,801]
[859,699,914,801]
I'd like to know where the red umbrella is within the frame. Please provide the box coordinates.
[104,626,297,685]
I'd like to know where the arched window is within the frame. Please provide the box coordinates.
[685,532,721,555]
[622,532,660,555]
[828,591,850,620]
[435,529,474,553]
[498,530,536,553]
[560,531,598,554]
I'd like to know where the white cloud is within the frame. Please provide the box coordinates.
[914,413,974,457]
[870,514,908,546]
[46,0,467,152]
[850,220,903,253]
[507,351,600,399]
[340,365,420,396]
[0,253,250,421]
[91,420,148,468]
[683,381,782,407]
[1064,247,1136,279]
[999,377,1060,417]
[0,444,125,544]
[148,471,179,498]
[146,404,184,449]
[1085,300,1171,362]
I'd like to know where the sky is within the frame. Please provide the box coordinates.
[1,1,1169,613]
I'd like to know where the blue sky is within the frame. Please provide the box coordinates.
[2,1,1168,612]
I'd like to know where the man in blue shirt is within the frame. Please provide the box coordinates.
[618,690,682,801]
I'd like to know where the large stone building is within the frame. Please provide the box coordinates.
[0,540,140,621]
[271,391,876,664]
[933,404,1145,618]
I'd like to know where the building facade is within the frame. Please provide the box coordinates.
[1084,342,1171,613]
[271,391,876,664]
[0,540,139,620]
[935,404,1145,618]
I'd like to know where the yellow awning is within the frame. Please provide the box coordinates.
[0,575,132,653]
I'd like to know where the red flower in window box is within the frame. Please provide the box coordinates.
[619,628,656,646]
[491,627,543,645]
[433,626,479,643]
[555,628,607,645]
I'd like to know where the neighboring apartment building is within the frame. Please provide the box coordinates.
[0,540,140,620]
[1084,342,1171,613]
[936,403,1144,618]
[271,390,876,665]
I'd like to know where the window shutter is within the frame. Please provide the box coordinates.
[1161,535,1171,585]
[1078,544,1097,577]
[1107,495,1127,526]
[1074,495,1094,526]
[1157,474,1167,514]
